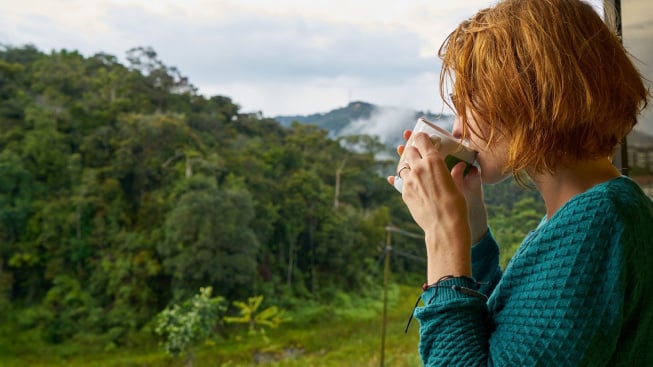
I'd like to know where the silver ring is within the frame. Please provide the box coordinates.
[397,165,411,178]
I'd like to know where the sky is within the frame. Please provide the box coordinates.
[0,0,651,134]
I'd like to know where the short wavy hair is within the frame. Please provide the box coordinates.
[439,0,649,178]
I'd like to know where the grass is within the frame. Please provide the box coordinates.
[0,283,423,367]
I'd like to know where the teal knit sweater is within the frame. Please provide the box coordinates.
[415,176,653,366]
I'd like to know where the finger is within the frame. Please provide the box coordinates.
[412,133,441,155]
[450,161,467,189]
[403,140,423,163]
[396,144,405,156]
[454,164,484,204]
[387,176,395,185]
[463,166,484,200]
[403,130,412,142]
[407,134,457,196]
[463,165,482,186]
[402,133,439,165]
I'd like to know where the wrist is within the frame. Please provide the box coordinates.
[424,232,472,284]
[423,218,471,251]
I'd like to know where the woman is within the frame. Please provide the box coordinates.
[388,0,652,365]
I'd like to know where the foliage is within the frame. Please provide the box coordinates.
[224,295,290,339]
[154,287,225,360]
[0,43,545,351]
[0,284,419,367]
[485,181,546,268]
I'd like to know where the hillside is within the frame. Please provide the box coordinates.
[274,101,455,147]
[275,101,377,132]
[0,45,424,351]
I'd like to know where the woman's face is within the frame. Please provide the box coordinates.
[452,111,511,184]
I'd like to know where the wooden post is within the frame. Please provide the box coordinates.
[380,229,391,367]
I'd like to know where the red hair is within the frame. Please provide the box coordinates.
[439,0,649,177]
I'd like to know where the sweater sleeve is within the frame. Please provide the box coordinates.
[415,197,625,366]
[470,228,502,297]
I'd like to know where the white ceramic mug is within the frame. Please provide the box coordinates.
[394,117,477,193]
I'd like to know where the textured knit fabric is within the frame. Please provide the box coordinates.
[414,176,653,366]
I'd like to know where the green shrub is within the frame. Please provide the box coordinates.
[154,286,226,365]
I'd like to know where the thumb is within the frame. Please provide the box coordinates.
[464,166,484,204]
[452,163,483,201]
[450,160,469,190]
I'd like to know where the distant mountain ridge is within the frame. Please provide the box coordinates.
[274,101,378,134]
[274,101,454,147]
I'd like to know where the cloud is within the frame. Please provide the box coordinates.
[339,105,455,149]
[2,0,651,121]
[0,0,491,116]
[339,106,419,144]
[126,8,446,116]
[97,8,438,84]
[202,70,446,117]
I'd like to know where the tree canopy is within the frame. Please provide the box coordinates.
[0,44,543,345]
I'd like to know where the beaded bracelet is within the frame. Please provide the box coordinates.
[404,275,488,333]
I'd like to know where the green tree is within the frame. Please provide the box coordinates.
[158,174,259,301]
[0,44,549,348]
[126,46,196,113]
[40,274,100,342]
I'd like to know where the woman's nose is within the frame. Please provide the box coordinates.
[452,115,463,139]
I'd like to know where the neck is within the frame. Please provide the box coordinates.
[529,158,621,219]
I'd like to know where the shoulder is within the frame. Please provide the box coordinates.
[545,176,652,239]
[587,176,653,212]
[507,177,651,272]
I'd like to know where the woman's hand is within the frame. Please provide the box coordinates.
[387,130,487,281]
[388,130,488,243]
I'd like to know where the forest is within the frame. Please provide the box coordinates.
[0,45,545,365]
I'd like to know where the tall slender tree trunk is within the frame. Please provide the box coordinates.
[309,222,316,295]
[286,241,294,287]
[334,156,348,208]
